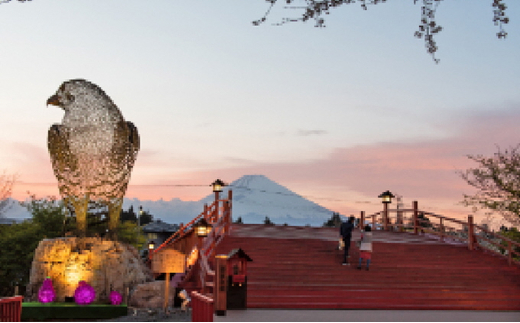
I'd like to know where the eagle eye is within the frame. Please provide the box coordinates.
[66,93,75,103]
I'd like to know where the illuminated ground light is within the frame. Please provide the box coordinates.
[38,277,56,303]
[74,281,96,305]
[109,291,123,305]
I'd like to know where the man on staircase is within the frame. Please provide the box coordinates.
[340,216,356,265]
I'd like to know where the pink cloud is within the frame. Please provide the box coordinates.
[9,104,519,226]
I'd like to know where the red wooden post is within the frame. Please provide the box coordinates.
[440,218,444,242]
[508,241,512,266]
[0,296,23,322]
[383,203,388,231]
[360,211,365,229]
[413,201,418,235]
[214,255,228,316]
[214,191,220,222]
[227,190,233,227]
[468,215,475,251]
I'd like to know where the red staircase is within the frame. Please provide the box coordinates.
[215,224,520,310]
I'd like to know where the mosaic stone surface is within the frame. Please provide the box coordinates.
[47,79,139,236]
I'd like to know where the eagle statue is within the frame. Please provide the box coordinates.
[47,79,139,237]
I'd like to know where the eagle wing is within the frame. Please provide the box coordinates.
[47,124,80,197]
[104,121,140,200]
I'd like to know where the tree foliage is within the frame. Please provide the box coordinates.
[498,226,520,259]
[0,196,146,296]
[117,220,147,250]
[0,196,67,296]
[323,212,342,227]
[120,205,138,223]
[264,216,274,225]
[120,205,153,226]
[254,0,510,63]
[460,145,520,227]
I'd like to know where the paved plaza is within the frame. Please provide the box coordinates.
[214,309,520,322]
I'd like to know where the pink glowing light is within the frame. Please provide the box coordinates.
[109,291,123,305]
[38,277,56,303]
[74,280,96,305]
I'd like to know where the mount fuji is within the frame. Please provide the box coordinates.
[124,175,339,226]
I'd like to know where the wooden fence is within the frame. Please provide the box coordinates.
[0,296,23,322]
[363,201,520,266]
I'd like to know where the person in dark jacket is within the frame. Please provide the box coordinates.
[339,216,356,265]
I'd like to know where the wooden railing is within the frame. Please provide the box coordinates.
[150,190,232,315]
[198,192,232,294]
[0,296,23,322]
[191,291,214,322]
[363,201,520,266]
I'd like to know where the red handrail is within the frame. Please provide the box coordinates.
[152,190,232,297]
[0,296,23,322]
[364,201,520,266]
[191,291,214,322]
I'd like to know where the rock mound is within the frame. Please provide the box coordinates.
[27,237,153,303]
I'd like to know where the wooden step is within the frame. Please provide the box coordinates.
[212,224,520,310]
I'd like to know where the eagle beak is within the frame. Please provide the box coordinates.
[46,94,60,107]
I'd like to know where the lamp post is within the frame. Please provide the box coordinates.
[138,205,143,242]
[378,190,395,231]
[211,179,226,222]
[138,206,143,228]
[148,240,155,260]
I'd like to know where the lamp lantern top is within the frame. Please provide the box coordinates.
[195,218,211,237]
[148,240,155,250]
[211,179,226,193]
[378,190,395,204]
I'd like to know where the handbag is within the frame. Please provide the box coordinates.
[338,238,345,250]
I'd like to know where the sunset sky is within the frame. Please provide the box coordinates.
[0,1,519,226]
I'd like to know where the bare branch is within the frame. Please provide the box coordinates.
[0,171,18,217]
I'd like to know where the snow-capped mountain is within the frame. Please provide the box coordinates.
[5,175,339,227]
[200,175,337,226]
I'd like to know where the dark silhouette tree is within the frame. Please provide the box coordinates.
[234,216,244,224]
[417,212,432,228]
[264,216,274,225]
[120,205,137,223]
[323,212,342,228]
[139,209,153,226]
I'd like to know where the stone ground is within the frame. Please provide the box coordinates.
[100,307,191,322]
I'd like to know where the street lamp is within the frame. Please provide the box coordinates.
[211,179,226,221]
[212,179,225,193]
[148,240,155,260]
[195,218,211,237]
[138,205,143,227]
[378,190,395,231]
[378,190,395,204]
